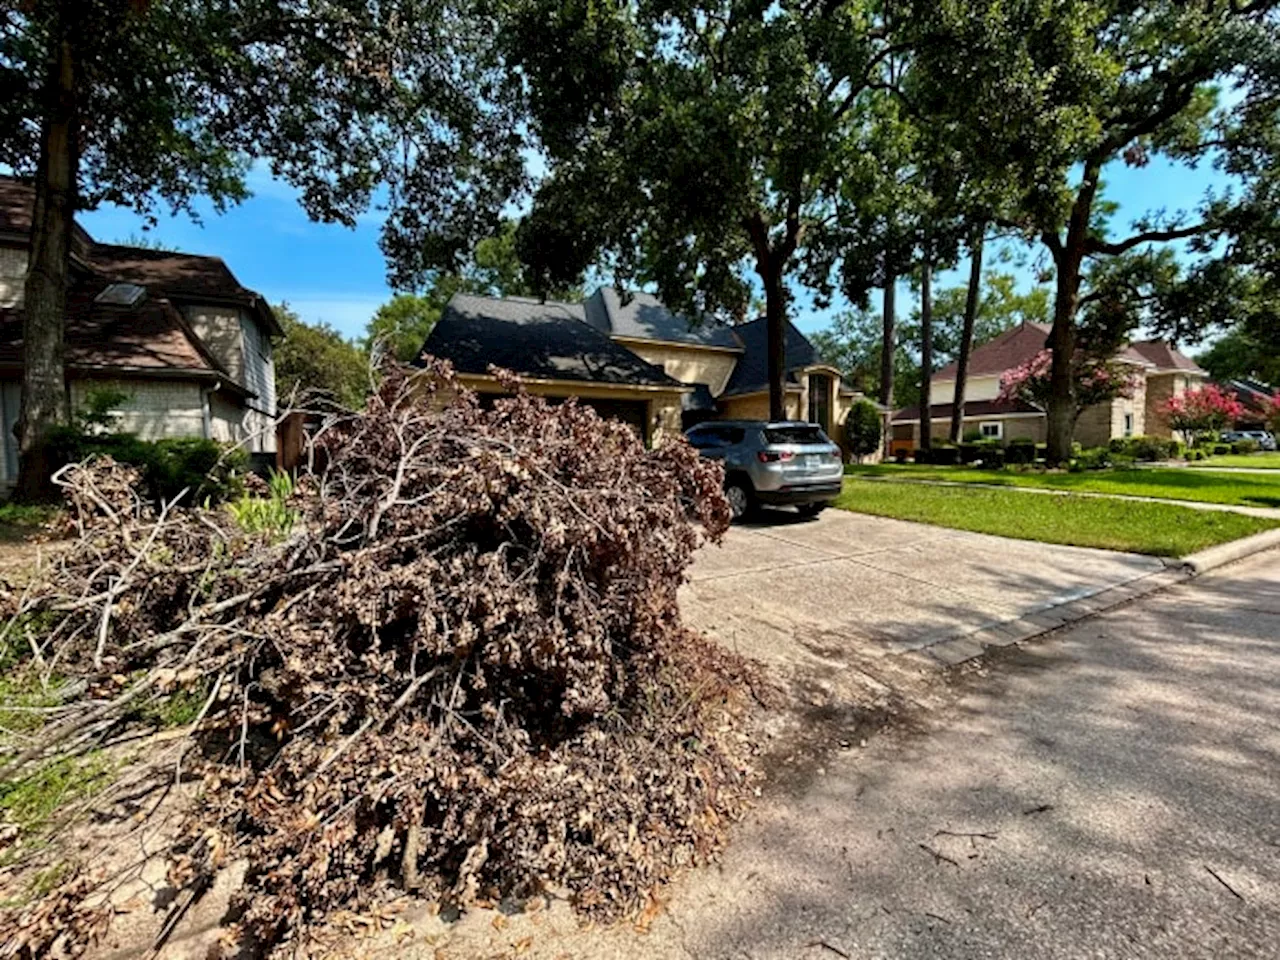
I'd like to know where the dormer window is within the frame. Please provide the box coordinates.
[94,282,147,307]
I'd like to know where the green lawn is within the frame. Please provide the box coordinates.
[845,463,1280,509]
[834,478,1278,556]
[1189,453,1280,470]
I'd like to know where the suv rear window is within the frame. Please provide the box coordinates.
[764,425,827,445]
[687,425,746,448]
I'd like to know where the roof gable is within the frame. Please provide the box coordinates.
[421,293,681,388]
[0,279,242,389]
[584,287,742,350]
[1129,339,1205,374]
[0,176,279,336]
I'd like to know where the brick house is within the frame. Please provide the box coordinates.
[421,289,886,457]
[0,177,280,490]
[889,321,1206,453]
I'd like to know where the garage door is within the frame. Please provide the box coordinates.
[577,397,649,441]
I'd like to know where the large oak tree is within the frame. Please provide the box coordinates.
[1,0,525,498]
[915,0,1280,462]
[507,0,907,421]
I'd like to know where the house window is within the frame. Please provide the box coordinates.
[979,421,1003,439]
[1124,413,1134,437]
[808,374,832,431]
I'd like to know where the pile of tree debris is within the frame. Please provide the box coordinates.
[0,364,762,957]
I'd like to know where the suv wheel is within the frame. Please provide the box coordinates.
[725,479,753,521]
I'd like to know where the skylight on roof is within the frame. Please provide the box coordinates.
[94,282,147,307]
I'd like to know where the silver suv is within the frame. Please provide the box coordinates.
[685,420,844,520]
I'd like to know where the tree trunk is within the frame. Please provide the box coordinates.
[763,267,787,422]
[879,277,895,454]
[1044,165,1100,466]
[949,226,985,444]
[15,14,80,502]
[1046,275,1079,465]
[918,260,933,453]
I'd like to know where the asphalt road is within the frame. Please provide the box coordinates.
[658,547,1280,959]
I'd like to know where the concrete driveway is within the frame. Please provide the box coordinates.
[681,509,1166,670]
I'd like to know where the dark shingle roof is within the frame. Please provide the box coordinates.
[720,317,817,397]
[0,177,279,335]
[582,287,742,350]
[421,293,683,388]
[90,243,249,301]
[0,177,93,255]
[1129,339,1205,374]
[932,322,1052,381]
[0,280,245,394]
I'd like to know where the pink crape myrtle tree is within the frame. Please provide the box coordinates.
[998,349,1142,424]
[1159,384,1246,446]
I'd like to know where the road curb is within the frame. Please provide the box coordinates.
[917,531,1280,670]
[1177,527,1280,576]
[921,567,1189,669]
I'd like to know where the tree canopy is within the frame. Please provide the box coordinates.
[1196,327,1280,386]
[273,304,369,410]
[2,0,525,497]
[915,0,1280,461]
[367,220,583,361]
[812,270,1049,406]
[509,0,907,419]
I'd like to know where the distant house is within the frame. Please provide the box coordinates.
[421,288,883,456]
[0,177,280,490]
[1221,378,1277,430]
[890,321,1206,453]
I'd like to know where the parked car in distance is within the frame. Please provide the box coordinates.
[685,420,844,520]
[1220,430,1277,451]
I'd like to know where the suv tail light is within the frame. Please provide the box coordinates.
[757,451,794,463]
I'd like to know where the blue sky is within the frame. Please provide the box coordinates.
[79,154,1233,344]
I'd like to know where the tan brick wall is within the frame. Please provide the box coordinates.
[719,392,801,422]
[1002,417,1047,443]
[622,342,739,396]
[185,305,245,383]
[892,415,1045,447]
[649,393,686,446]
[71,378,207,440]
[0,247,26,307]
[1143,372,1191,438]
[1075,400,1117,448]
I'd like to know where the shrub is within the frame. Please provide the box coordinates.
[894,449,909,463]
[227,470,297,539]
[1073,447,1113,471]
[1161,384,1245,443]
[1213,443,1231,456]
[1231,439,1260,455]
[49,430,247,505]
[843,399,882,463]
[977,447,1005,469]
[1108,436,1178,462]
[1006,438,1037,465]
[962,429,984,443]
